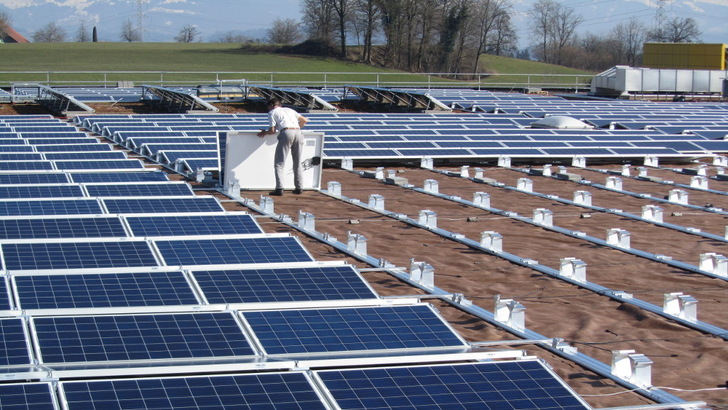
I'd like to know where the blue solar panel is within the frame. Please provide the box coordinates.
[317,360,589,410]
[0,153,42,161]
[43,151,127,160]
[0,199,103,216]
[156,237,313,266]
[0,318,31,366]
[0,217,127,239]
[15,271,198,309]
[62,372,326,409]
[103,197,224,214]
[0,173,70,184]
[2,241,159,270]
[0,161,54,171]
[34,312,254,363]
[0,383,56,409]
[242,304,464,355]
[34,144,112,153]
[52,160,145,170]
[126,214,262,237]
[69,171,169,183]
[85,183,194,198]
[0,185,84,199]
[324,149,399,158]
[193,265,377,304]
[0,277,9,310]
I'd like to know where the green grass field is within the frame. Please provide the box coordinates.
[0,42,593,88]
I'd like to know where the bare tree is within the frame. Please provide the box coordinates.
[0,11,11,39]
[121,19,140,42]
[214,31,256,43]
[331,0,353,58]
[648,17,701,43]
[32,21,67,43]
[267,18,303,44]
[470,0,514,72]
[351,0,381,63]
[611,18,645,66]
[529,0,581,64]
[175,24,201,43]
[301,0,335,43]
[75,20,90,42]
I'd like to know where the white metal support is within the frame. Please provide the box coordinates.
[560,257,587,283]
[607,228,631,249]
[638,167,648,177]
[533,208,553,227]
[419,210,437,229]
[480,231,503,252]
[611,350,653,387]
[690,176,708,189]
[327,181,342,196]
[341,157,353,170]
[368,194,385,211]
[460,165,470,178]
[494,295,526,332]
[225,179,240,197]
[572,156,586,168]
[421,157,433,170]
[297,210,315,231]
[424,179,439,194]
[542,164,552,176]
[498,156,511,168]
[714,156,728,167]
[259,196,274,214]
[621,164,631,176]
[697,164,708,176]
[642,205,664,223]
[606,176,623,190]
[473,192,491,208]
[374,167,385,180]
[517,178,533,192]
[474,168,485,179]
[347,231,367,256]
[663,292,698,322]
[668,189,689,205]
[573,191,592,206]
[644,155,659,167]
[409,259,434,289]
[699,253,728,277]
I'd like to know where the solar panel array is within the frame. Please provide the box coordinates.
[0,112,592,408]
[73,92,728,178]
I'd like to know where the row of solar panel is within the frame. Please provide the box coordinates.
[0,182,195,199]
[0,159,146,171]
[0,196,223,216]
[1,360,589,409]
[1,264,376,310]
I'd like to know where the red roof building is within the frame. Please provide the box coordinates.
[1,25,30,43]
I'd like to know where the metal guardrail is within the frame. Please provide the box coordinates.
[0,71,594,91]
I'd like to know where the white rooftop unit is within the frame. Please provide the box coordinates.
[591,65,728,97]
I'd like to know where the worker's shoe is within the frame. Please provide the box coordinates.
[292,188,303,195]
[269,189,283,196]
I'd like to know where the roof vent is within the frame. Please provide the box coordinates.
[530,116,593,129]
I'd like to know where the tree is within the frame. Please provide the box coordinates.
[0,11,11,39]
[648,17,701,43]
[471,0,515,72]
[351,0,381,63]
[93,26,98,42]
[175,24,201,43]
[75,20,90,42]
[214,31,256,43]
[331,0,352,58]
[611,18,645,66]
[267,18,302,44]
[301,0,335,43]
[528,0,582,64]
[32,21,66,43]
[121,19,140,42]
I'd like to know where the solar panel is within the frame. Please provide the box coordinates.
[14,271,198,309]
[2,240,159,270]
[34,144,112,153]
[155,236,313,266]
[0,173,70,185]
[0,383,56,409]
[84,182,195,198]
[242,304,465,355]
[0,153,42,161]
[0,277,9,310]
[192,265,378,304]
[0,184,84,199]
[126,213,262,237]
[33,312,255,363]
[102,197,224,214]
[61,372,326,410]
[0,199,103,216]
[52,159,145,170]
[0,318,31,366]
[42,151,127,160]
[0,161,54,171]
[0,216,127,239]
[68,171,169,183]
[317,360,590,410]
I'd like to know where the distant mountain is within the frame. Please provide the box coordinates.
[0,0,725,45]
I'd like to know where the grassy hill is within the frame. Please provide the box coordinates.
[0,42,593,88]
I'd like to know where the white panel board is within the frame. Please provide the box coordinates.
[223,131,324,190]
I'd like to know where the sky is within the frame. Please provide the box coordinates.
[0,0,726,46]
